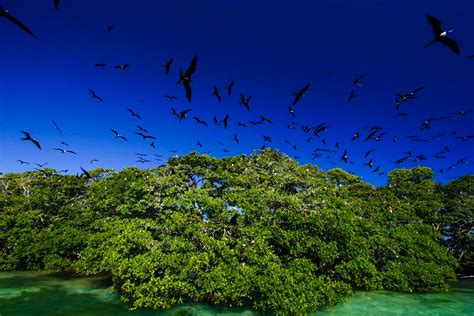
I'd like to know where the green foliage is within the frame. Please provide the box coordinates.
[0,150,470,314]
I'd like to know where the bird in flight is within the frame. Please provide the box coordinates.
[0,6,37,38]
[340,150,348,163]
[226,80,234,96]
[80,167,92,179]
[114,64,131,70]
[53,148,77,154]
[212,86,222,102]
[221,114,230,129]
[193,117,208,126]
[291,83,310,106]
[95,63,107,68]
[239,93,251,111]
[424,14,460,55]
[233,134,239,144]
[135,132,157,140]
[164,95,178,101]
[162,58,173,75]
[17,160,30,164]
[347,89,355,103]
[353,75,365,87]
[177,55,198,103]
[106,24,114,32]
[52,120,64,136]
[88,89,104,102]
[127,108,142,119]
[90,159,99,164]
[171,107,192,123]
[110,129,128,141]
[20,131,41,149]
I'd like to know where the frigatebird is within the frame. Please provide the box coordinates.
[171,107,191,123]
[127,108,141,119]
[110,129,128,141]
[106,25,114,32]
[177,55,198,103]
[136,125,149,133]
[150,142,156,149]
[95,63,106,68]
[162,58,173,75]
[347,89,355,103]
[212,86,221,102]
[135,132,156,140]
[34,162,48,168]
[263,135,272,142]
[288,107,296,118]
[226,80,234,96]
[17,160,30,164]
[114,64,131,70]
[164,95,178,101]
[221,114,229,129]
[0,6,37,38]
[90,159,99,164]
[52,120,64,136]
[80,167,92,179]
[53,148,77,154]
[88,89,104,102]
[193,117,208,126]
[291,83,310,106]
[341,150,348,163]
[233,134,239,144]
[240,93,251,111]
[424,14,460,55]
[20,131,41,149]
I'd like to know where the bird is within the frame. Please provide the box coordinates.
[20,131,41,149]
[424,14,460,55]
[233,134,239,144]
[364,159,374,169]
[162,58,173,75]
[136,125,149,133]
[353,75,365,87]
[347,89,355,103]
[17,160,30,164]
[110,129,128,141]
[0,6,37,38]
[226,80,234,96]
[177,55,198,103]
[288,107,296,118]
[341,150,348,163]
[291,83,310,106]
[135,132,156,140]
[34,162,48,168]
[365,149,375,158]
[127,108,142,119]
[221,114,230,129]
[114,64,131,70]
[263,135,272,142]
[239,93,251,111]
[80,167,92,179]
[164,95,178,101]
[106,24,114,32]
[90,159,99,164]
[193,117,208,126]
[150,142,156,149]
[52,120,64,136]
[212,86,222,102]
[351,132,360,141]
[171,107,192,123]
[95,63,106,68]
[88,89,104,102]
[197,141,203,148]
[237,122,246,128]
[53,148,77,154]
[260,116,272,124]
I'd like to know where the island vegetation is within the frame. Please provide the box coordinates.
[0,150,472,314]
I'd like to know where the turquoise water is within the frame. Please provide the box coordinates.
[0,272,473,315]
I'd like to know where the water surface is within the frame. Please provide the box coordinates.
[0,272,472,315]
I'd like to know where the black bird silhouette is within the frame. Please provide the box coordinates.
[347,89,355,103]
[177,55,198,103]
[52,120,64,136]
[233,134,239,144]
[0,6,37,38]
[193,117,208,126]
[351,132,360,141]
[240,93,251,111]
[136,125,149,133]
[288,107,296,118]
[162,58,173,75]
[197,141,203,148]
[456,135,474,141]
[54,0,60,9]
[341,150,348,163]
[20,131,41,149]
[394,112,408,117]
[354,75,365,87]
[164,95,178,101]
[90,159,99,164]
[263,135,272,142]
[95,63,106,68]
[212,86,222,102]
[127,108,142,119]
[135,132,156,140]
[452,109,474,116]
[17,160,30,164]
[80,167,92,179]
[291,83,310,106]
[107,25,114,32]
[110,129,128,141]
[260,116,272,124]
[237,122,246,128]
[226,80,234,96]
[171,107,192,123]
[34,162,48,168]
[53,148,77,154]
[88,89,104,102]
[221,114,230,129]
[114,64,131,70]
[424,14,460,55]
[364,159,374,169]
[150,142,156,149]
[365,149,375,158]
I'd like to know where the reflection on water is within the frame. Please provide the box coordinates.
[0,272,473,315]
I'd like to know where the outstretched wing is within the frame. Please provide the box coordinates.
[440,37,461,55]
[2,10,37,38]
[185,55,198,77]
[426,14,442,36]
[183,80,192,103]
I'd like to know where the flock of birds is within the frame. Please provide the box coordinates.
[2,2,473,181]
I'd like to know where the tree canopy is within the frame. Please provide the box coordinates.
[1,149,471,314]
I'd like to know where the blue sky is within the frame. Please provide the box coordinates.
[0,0,473,185]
